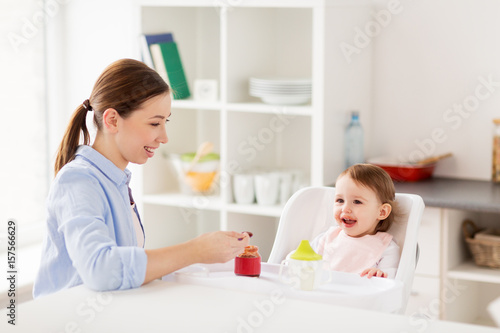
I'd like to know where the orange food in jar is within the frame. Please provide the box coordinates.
[238,245,260,258]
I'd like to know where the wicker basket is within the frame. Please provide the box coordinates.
[462,219,500,269]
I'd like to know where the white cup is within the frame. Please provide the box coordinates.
[279,258,331,291]
[254,172,280,205]
[233,173,255,204]
[277,171,294,205]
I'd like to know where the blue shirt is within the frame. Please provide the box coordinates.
[33,146,147,298]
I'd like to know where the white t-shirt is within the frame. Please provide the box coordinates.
[131,203,144,248]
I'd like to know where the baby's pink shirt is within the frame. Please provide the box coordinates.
[315,226,398,276]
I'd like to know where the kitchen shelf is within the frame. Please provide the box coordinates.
[226,103,313,116]
[143,193,283,217]
[447,261,500,284]
[171,99,222,110]
[171,100,313,116]
[138,0,326,8]
[143,193,223,211]
[472,316,497,328]
[226,203,283,218]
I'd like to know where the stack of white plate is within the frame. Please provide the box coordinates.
[249,77,312,105]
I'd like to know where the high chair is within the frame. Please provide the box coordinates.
[267,186,425,314]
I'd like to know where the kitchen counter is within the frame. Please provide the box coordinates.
[393,177,500,214]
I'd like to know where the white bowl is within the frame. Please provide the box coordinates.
[259,94,311,105]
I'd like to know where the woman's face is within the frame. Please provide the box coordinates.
[334,175,391,237]
[114,93,171,168]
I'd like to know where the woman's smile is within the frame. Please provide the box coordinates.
[144,146,157,157]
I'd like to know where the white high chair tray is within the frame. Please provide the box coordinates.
[162,261,403,313]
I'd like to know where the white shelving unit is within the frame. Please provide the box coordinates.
[132,0,373,260]
[448,262,500,284]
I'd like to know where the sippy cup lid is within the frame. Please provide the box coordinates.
[290,240,322,261]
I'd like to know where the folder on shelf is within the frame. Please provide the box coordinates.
[150,41,191,100]
[139,32,174,68]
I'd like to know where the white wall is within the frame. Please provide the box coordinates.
[0,0,51,306]
[370,0,500,180]
[47,0,137,158]
[0,1,48,228]
[54,0,500,181]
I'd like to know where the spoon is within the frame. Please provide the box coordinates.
[415,152,452,165]
[185,141,214,173]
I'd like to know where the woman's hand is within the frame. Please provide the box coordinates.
[360,267,387,278]
[191,231,250,264]
[143,231,251,285]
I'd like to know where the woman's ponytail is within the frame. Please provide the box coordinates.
[54,103,91,175]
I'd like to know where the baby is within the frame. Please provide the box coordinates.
[311,164,400,278]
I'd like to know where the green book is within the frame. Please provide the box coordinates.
[150,41,190,99]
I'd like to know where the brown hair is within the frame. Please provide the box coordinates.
[337,163,397,232]
[54,59,169,175]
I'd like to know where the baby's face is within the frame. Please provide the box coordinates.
[333,175,389,237]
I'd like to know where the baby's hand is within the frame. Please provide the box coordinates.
[360,268,387,279]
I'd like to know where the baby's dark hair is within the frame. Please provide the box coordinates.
[337,163,397,232]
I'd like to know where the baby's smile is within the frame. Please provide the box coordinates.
[340,215,357,227]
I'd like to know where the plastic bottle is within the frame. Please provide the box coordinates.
[492,118,500,182]
[344,111,364,168]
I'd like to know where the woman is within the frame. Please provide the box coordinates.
[33,59,249,298]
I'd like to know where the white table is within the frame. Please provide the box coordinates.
[162,261,404,313]
[2,263,499,333]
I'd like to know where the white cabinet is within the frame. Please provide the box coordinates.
[405,208,441,320]
[133,0,373,260]
[406,276,441,322]
[406,207,500,327]
[415,208,442,277]
[442,209,500,326]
